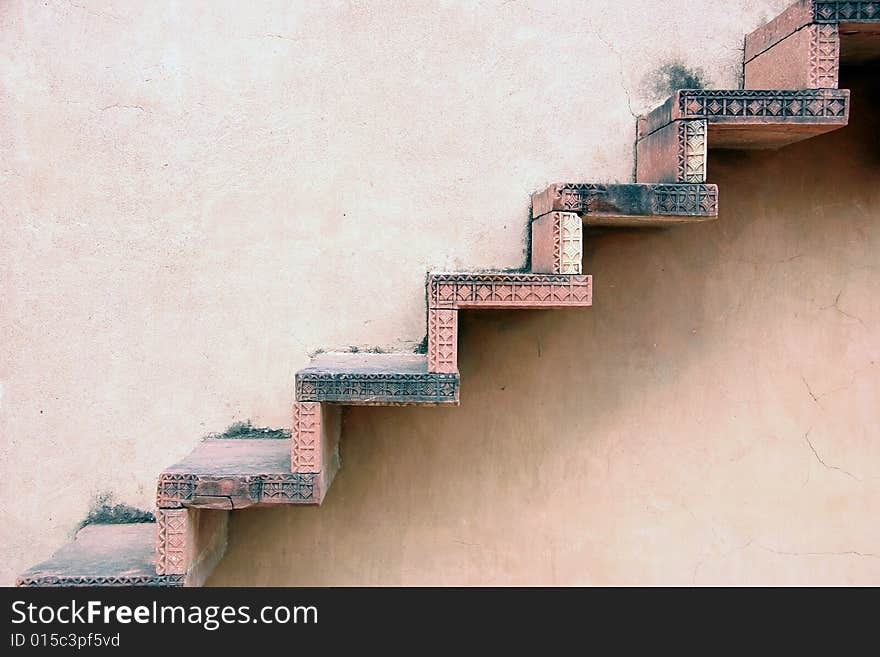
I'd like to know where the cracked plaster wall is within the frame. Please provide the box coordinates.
[3,0,874,586]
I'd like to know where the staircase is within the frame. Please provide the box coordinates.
[17,0,878,587]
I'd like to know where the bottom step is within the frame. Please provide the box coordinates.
[16,523,182,587]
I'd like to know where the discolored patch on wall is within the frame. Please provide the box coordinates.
[78,492,155,531]
[207,420,290,440]
[642,61,708,104]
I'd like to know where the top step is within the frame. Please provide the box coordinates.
[745,1,880,90]
[747,1,880,62]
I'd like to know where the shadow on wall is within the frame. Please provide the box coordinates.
[209,66,880,586]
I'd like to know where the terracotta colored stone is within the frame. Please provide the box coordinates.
[640,89,849,149]
[530,212,583,274]
[16,524,182,587]
[636,120,707,183]
[745,24,839,89]
[532,183,718,226]
[744,0,815,61]
[428,272,592,309]
[158,437,322,508]
[296,353,460,405]
[427,309,458,374]
[746,2,880,80]
[155,507,227,585]
[745,2,880,63]
[291,402,342,494]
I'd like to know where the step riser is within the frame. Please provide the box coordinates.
[636,120,707,184]
[155,508,227,586]
[17,524,184,587]
[745,24,839,89]
[530,212,583,274]
[292,401,342,499]
[427,309,458,374]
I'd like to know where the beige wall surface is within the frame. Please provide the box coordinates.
[213,67,880,585]
[3,0,875,586]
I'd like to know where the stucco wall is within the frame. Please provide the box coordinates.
[211,65,880,585]
[4,0,875,586]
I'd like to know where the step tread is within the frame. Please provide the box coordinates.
[158,438,319,508]
[164,437,290,475]
[16,523,181,587]
[296,353,460,405]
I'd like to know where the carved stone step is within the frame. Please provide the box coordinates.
[296,353,460,405]
[639,89,850,150]
[157,438,326,509]
[428,272,592,309]
[744,1,880,89]
[425,272,593,373]
[532,183,718,226]
[16,524,182,587]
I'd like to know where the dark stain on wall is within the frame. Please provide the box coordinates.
[79,492,155,530]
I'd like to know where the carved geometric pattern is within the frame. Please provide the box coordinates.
[292,401,321,473]
[678,89,848,118]
[652,185,719,215]
[156,473,198,508]
[679,120,707,183]
[259,473,317,502]
[156,471,316,507]
[156,508,187,576]
[533,183,718,220]
[428,309,458,374]
[555,213,583,274]
[544,184,608,214]
[428,273,592,309]
[16,574,184,587]
[809,24,840,88]
[814,1,880,21]
[296,370,459,404]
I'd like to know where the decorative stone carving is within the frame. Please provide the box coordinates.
[428,273,592,309]
[156,508,188,576]
[533,183,718,224]
[292,402,321,472]
[158,438,320,508]
[296,353,460,405]
[428,309,458,374]
[814,1,880,21]
[637,120,707,184]
[531,212,583,274]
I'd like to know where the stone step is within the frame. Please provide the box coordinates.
[639,89,850,153]
[157,437,328,509]
[428,272,592,309]
[744,1,880,89]
[296,352,460,405]
[16,523,182,587]
[425,272,593,373]
[532,183,718,226]
[155,437,328,582]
